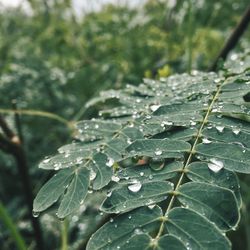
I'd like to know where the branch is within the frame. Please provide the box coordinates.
[0,115,44,250]
[209,5,250,71]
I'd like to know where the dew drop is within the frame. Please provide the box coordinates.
[190,120,196,126]
[150,104,160,112]
[202,138,212,144]
[43,158,51,164]
[106,158,115,167]
[149,175,153,180]
[148,204,156,209]
[111,176,120,182]
[128,182,142,193]
[32,211,40,218]
[107,191,112,197]
[128,215,132,219]
[216,126,224,132]
[154,149,162,156]
[232,128,240,135]
[140,172,144,176]
[110,218,114,223]
[90,169,97,181]
[208,158,224,173]
[134,228,143,234]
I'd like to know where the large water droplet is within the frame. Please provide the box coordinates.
[202,138,212,144]
[149,158,165,171]
[150,104,160,112]
[154,149,162,156]
[216,126,224,132]
[43,158,51,164]
[90,169,97,181]
[208,158,224,173]
[32,211,40,218]
[111,176,120,182]
[232,128,240,135]
[106,158,114,167]
[128,182,142,193]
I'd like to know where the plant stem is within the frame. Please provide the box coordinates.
[209,5,250,71]
[0,202,27,250]
[0,108,74,131]
[61,220,68,250]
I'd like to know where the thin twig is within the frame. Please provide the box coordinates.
[0,115,44,250]
[209,5,250,71]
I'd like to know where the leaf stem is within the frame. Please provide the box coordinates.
[61,219,68,250]
[0,108,74,131]
[156,80,224,239]
[0,202,27,250]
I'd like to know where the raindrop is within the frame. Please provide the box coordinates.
[32,211,40,218]
[43,158,51,164]
[94,124,99,129]
[148,204,156,209]
[208,158,224,173]
[190,120,196,126]
[150,104,160,112]
[90,169,97,181]
[106,158,115,167]
[107,191,112,197]
[127,138,132,144]
[149,158,165,171]
[110,218,114,223]
[128,215,132,219]
[154,149,162,156]
[111,176,120,182]
[140,172,144,176]
[232,128,240,135]
[149,175,153,180]
[128,182,142,193]
[134,228,143,234]
[216,126,224,132]
[202,138,212,144]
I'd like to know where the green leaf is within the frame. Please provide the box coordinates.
[117,161,182,184]
[126,139,191,158]
[178,182,239,230]
[121,234,186,250]
[33,168,74,212]
[202,126,250,148]
[166,208,231,250]
[57,167,90,218]
[91,153,113,190]
[86,206,162,250]
[76,120,122,141]
[101,181,174,213]
[186,162,241,206]
[196,142,250,173]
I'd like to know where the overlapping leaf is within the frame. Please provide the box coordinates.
[34,53,250,249]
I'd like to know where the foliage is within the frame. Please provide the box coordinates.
[1,0,250,249]
[34,51,250,249]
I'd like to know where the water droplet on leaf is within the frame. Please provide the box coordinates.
[208,158,224,173]
[216,126,224,132]
[154,149,162,156]
[111,176,120,182]
[128,182,142,193]
[202,138,212,144]
[32,211,40,218]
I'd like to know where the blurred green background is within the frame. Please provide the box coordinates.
[0,0,250,249]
